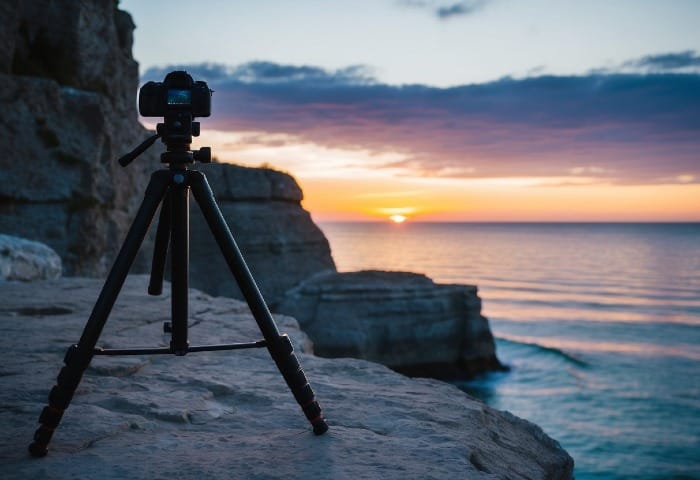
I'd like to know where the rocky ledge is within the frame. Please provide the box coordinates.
[189,162,336,305]
[276,270,506,379]
[0,276,573,479]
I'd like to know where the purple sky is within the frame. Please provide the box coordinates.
[144,56,700,186]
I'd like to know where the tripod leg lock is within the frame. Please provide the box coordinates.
[269,335,329,435]
[29,345,94,457]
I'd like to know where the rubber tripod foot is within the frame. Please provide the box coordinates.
[313,419,329,435]
[28,442,48,458]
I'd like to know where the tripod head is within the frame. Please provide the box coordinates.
[119,70,213,167]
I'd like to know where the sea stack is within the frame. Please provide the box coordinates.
[276,270,505,378]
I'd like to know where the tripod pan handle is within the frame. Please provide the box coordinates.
[118,134,161,167]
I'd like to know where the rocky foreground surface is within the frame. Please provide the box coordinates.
[0,276,573,479]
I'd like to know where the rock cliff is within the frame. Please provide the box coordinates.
[0,0,159,276]
[276,270,505,378]
[0,0,336,295]
[0,276,574,479]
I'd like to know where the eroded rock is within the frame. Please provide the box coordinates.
[276,270,505,378]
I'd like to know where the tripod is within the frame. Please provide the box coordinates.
[28,98,328,458]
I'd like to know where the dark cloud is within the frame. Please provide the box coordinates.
[143,62,375,86]
[397,0,490,20]
[623,50,700,72]
[142,61,700,185]
[436,1,487,19]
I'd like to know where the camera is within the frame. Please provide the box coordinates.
[139,70,211,118]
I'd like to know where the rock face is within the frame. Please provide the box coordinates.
[276,270,504,378]
[0,0,335,293]
[0,234,62,281]
[0,276,573,479]
[189,162,336,304]
[0,0,159,276]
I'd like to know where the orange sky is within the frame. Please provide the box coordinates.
[193,130,700,223]
[301,175,700,223]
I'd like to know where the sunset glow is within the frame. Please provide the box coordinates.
[129,1,700,223]
[190,129,700,222]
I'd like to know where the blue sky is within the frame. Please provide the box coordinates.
[121,0,700,86]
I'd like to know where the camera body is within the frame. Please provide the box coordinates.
[137,71,212,156]
[139,71,211,118]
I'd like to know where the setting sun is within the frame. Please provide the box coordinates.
[389,214,407,223]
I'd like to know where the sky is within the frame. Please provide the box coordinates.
[120,0,700,222]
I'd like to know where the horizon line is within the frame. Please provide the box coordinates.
[315,220,700,224]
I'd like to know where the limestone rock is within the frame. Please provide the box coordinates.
[0,233,62,281]
[189,162,336,304]
[0,276,573,479]
[8,0,138,112]
[0,0,160,277]
[276,270,504,378]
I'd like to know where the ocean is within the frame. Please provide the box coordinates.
[317,222,700,480]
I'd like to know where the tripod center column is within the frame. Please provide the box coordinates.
[170,170,190,355]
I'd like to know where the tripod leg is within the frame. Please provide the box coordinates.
[29,170,170,457]
[169,177,189,355]
[148,191,171,296]
[189,171,328,435]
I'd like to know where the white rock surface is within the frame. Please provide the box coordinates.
[0,234,62,281]
[0,275,573,479]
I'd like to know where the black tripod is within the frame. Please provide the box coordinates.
[28,76,328,457]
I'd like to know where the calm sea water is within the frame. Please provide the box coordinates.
[318,222,700,480]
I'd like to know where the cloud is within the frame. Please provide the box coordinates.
[436,1,488,19]
[590,50,700,75]
[142,62,375,86]
[397,0,490,20]
[142,61,700,185]
[623,50,700,72]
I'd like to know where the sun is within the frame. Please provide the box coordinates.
[377,207,415,223]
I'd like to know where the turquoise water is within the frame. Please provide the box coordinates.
[318,222,700,480]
